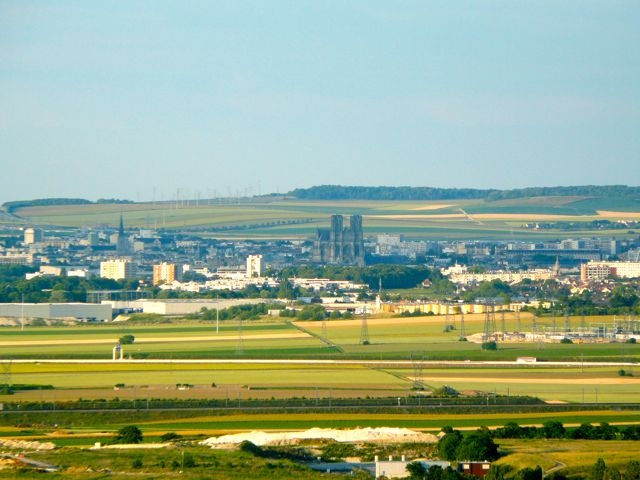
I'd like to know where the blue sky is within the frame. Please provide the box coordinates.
[1,1,639,203]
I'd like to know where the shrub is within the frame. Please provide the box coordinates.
[119,334,135,344]
[160,432,182,442]
[432,385,460,397]
[239,440,264,457]
[560,338,573,344]
[482,341,498,350]
[182,452,196,468]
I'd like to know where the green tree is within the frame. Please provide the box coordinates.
[624,460,640,480]
[516,466,543,480]
[486,465,513,480]
[437,428,463,461]
[277,276,295,300]
[48,288,71,303]
[407,461,427,479]
[114,425,143,444]
[296,304,326,320]
[542,420,565,439]
[455,429,499,461]
[609,468,622,480]
[591,458,607,480]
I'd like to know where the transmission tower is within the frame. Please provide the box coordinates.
[360,303,370,345]
[483,301,497,343]
[1,360,11,388]
[411,353,424,390]
[321,318,327,339]
[236,318,244,356]
[516,307,521,332]
[459,308,466,340]
[564,310,570,335]
[444,303,452,332]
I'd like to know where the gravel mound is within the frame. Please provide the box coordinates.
[201,427,438,447]
[0,439,56,450]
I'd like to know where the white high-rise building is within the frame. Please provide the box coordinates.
[24,228,43,245]
[246,255,263,278]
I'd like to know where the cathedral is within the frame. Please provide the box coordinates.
[312,214,365,266]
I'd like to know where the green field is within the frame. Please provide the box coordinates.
[2,314,637,361]
[9,196,640,240]
[1,316,638,404]
[0,410,639,480]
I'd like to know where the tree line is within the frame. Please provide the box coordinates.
[1,197,132,213]
[492,420,640,441]
[288,185,640,202]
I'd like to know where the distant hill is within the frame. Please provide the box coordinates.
[1,198,133,214]
[288,185,640,202]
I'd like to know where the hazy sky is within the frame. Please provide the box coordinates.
[1,1,639,203]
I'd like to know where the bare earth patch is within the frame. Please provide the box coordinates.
[411,204,454,211]
[201,427,438,447]
[597,210,640,219]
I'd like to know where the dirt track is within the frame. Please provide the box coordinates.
[0,332,310,347]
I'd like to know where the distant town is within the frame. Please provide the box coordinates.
[0,211,639,340]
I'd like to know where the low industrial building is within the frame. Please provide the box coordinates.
[126,298,268,316]
[0,303,112,323]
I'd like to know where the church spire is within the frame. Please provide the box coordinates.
[553,256,560,276]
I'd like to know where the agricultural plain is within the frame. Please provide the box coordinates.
[9,196,640,240]
[1,315,638,404]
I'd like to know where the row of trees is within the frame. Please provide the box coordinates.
[589,458,640,480]
[0,266,125,303]
[459,278,640,316]
[288,185,640,202]
[280,264,445,290]
[189,303,353,322]
[492,421,640,441]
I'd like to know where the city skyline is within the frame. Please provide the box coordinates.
[2,1,639,204]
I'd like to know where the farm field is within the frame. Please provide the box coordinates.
[8,197,640,240]
[0,316,638,404]
[5,360,638,404]
[1,314,637,361]
[0,411,640,479]
[3,410,640,440]
[494,439,640,478]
